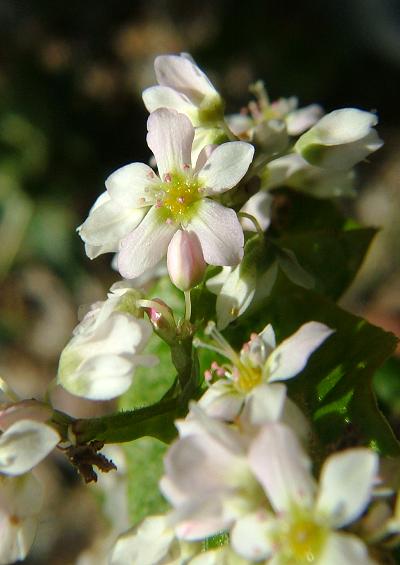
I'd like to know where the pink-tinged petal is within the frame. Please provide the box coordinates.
[146,108,194,178]
[142,85,197,120]
[267,322,334,382]
[231,512,275,561]
[286,104,323,136]
[0,420,59,475]
[167,230,206,291]
[118,206,177,279]
[154,54,217,101]
[316,448,378,528]
[188,199,244,266]
[105,162,159,208]
[78,194,147,247]
[198,142,254,194]
[281,397,311,443]
[249,423,316,513]
[319,533,376,565]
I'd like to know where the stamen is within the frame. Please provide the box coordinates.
[177,196,185,204]
[183,163,190,170]
[164,173,172,182]
[147,170,155,179]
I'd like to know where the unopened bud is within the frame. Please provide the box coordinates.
[137,298,177,344]
[167,230,206,291]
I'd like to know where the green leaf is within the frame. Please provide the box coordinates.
[119,333,176,409]
[276,227,376,299]
[228,277,400,457]
[124,437,169,524]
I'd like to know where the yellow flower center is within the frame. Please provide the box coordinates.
[279,514,327,564]
[157,171,203,223]
[235,363,263,393]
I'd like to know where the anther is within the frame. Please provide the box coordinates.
[177,196,185,204]
[164,173,172,182]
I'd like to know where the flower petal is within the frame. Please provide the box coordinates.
[105,162,159,208]
[146,108,194,178]
[154,54,217,101]
[143,85,196,115]
[316,448,378,528]
[188,199,244,266]
[319,533,375,565]
[267,322,334,382]
[63,353,133,400]
[0,420,59,475]
[231,512,275,561]
[118,206,177,279]
[249,422,316,513]
[198,142,254,194]
[241,383,287,427]
[110,515,176,565]
[78,192,147,247]
[198,380,244,421]
[240,191,272,232]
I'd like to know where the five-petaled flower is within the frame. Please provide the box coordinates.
[79,108,254,280]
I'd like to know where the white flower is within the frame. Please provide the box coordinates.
[227,81,323,142]
[197,321,333,427]
[231,423,378,565]
[110,514,200,565]
[79,108,254,280]
[0,473,44,564]
[57,283,157,400]
[142,54,224,127]
[295,108,383,170]
[160,404,266,541]
[262,153,356,198]
[0,420,59,476]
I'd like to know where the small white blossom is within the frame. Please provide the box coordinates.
[79,109,254,280]
[143,53,224,127]
[295,108,383,170]
[197,321,333,428]
[262,152,356,198]
[231,423,378,565]
[57,283,157,400]
[0,473,44,565]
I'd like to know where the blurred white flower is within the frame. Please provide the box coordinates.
[0,473,44,565]
[231,423,378,565]
[295,108,383,170]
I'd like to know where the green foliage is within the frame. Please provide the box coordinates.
[124,437,169,524]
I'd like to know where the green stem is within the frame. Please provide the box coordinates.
[238,211,264,236]
[184,290,192,321]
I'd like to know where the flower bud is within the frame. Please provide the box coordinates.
[167,230,206,292]
[294,108,383,170]
[137,298,177,344]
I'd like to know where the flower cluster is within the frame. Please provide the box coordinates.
[3,51,399,565]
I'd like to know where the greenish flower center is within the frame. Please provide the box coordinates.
[277,511,327,564]
[156,171,203,224]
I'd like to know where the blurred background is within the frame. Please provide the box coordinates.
[0,0,399,562]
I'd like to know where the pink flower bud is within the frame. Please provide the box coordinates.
[137,298,177,344]
[167,230,206,291]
